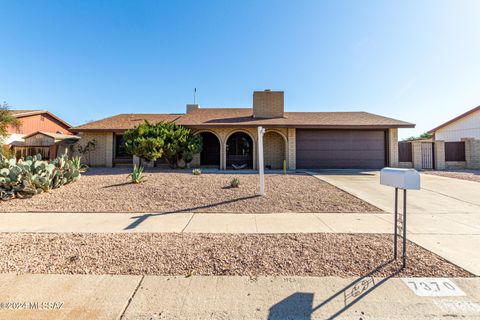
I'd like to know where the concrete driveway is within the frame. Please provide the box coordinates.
[310,170,480,275]
[310,170,480,214]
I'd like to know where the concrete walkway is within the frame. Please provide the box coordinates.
[310,170,480,276]
[0,212,394,234]
[0,274,479,320]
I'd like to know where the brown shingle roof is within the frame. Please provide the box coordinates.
[72,108,414,131]
[176,108,414,128]
[71,114,183,131]
[23,131,80,141]
[10,109,44,116]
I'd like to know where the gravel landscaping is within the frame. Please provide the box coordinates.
[0,168,379,213]
[425,170,480,183]
[0,233,471,277]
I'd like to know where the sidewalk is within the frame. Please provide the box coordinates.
[4,211,480,235]
[1,274,479,320]
[0,212,392,234]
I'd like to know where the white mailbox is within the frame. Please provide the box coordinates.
[380,168,420,190]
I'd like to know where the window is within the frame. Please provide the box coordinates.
[115,135,128,157]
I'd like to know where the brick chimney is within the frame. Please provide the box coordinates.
[253,89,284,118]
[186,104,199,114]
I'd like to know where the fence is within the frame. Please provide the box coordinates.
[445,142,466,162]
[398,142,412,162]
[13,146,51,159]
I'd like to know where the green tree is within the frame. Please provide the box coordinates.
[404,132,433,141]
[0,102,20,142]
[124,121,202,168]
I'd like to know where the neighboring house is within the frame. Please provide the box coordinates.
[4,110,78,159]
[428,105,480,141]
[427,105,480,170]
[71,90,414,169]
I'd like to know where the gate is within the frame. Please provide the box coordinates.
[421,142,434,169]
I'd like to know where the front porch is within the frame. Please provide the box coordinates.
[190,127,296,170]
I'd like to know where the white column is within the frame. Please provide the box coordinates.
[258,126,265,195]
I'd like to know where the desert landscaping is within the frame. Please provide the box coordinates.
[0,168,380,213]
[425,169,480,183]
[0,233,471,278]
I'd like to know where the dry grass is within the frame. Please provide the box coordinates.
[0,168,380,213]
[425,170,480,183]
[0,233,471,278]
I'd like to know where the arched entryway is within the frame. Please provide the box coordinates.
[226,132,253,169]
[199,132,220,167]
[264,131,286,169]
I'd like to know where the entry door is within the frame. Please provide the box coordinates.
[421,142,434,169]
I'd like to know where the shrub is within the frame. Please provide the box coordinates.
[230,177,240,188]
[124,121,202,168]
[0,151,81,201]
[128,165,145,184]
[192,168,202,175]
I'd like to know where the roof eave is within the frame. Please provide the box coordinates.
[184,123,416,129]
[14,110,72,129]
[428,105,480,133]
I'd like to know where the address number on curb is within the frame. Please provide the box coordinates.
[403,278,465,297]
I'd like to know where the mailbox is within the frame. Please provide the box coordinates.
[380,168,420,190]
[380,167,421,268]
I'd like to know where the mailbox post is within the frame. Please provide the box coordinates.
[380,168,420,268]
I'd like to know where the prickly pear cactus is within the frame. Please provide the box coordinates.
[0,151,83,201]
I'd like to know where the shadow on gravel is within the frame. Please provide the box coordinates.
[123,195,260,230]
[267,258,402,320]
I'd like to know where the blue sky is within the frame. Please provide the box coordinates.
[1,0,479,138]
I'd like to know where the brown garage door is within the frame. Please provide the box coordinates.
[296,129,386,169]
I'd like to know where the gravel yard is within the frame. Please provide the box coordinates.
[0,233,471,278]
[425,170,480,183]
[0,168,379,213]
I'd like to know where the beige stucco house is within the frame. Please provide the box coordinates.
[71,90,414,170]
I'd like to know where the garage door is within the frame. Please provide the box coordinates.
[296,130,386,169]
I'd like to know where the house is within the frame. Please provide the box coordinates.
[426,105,480,169]
[428,106,480,141]
[71,90,415,169]
[4,109,79,159]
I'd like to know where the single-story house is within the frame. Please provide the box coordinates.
[428,105,480,141]
[426,105,480,169]
[4,110,78,159]
[71,90,415,170]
